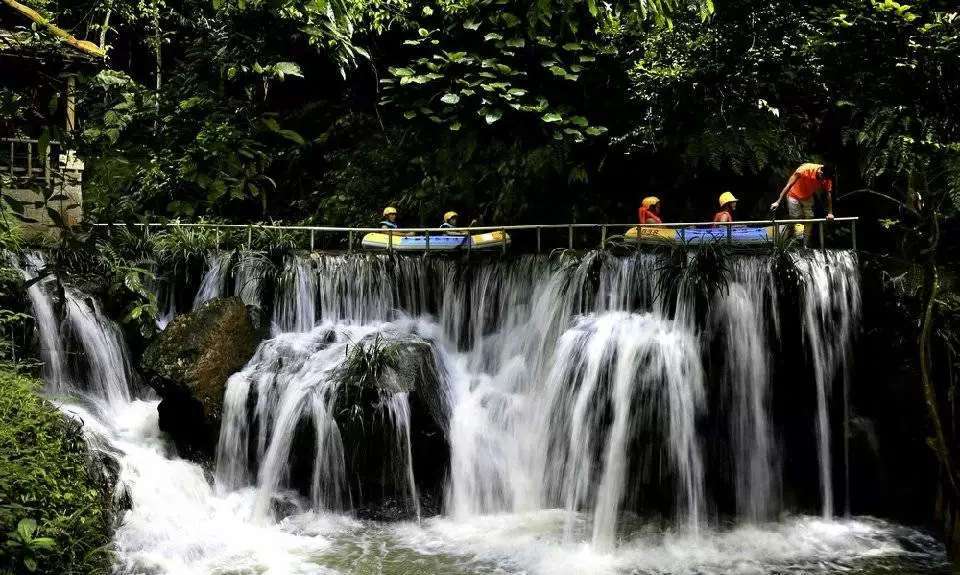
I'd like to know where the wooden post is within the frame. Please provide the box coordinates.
[65,75,77,133]
[851,220,857,251]
[601,225,607,247]
[310,230,315,251]
[501,228,506,255]
[568,225,573,250]
[536,227,542,253]
[349,230,354,252]
[425,231,430,253]
[247,226,252,249]
[819,221,826,251]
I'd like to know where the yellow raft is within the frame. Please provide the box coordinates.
[361,231,511,251]
[624,224,806,245]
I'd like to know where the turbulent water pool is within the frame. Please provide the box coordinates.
[65,398,951,575]
[17,250,951,574]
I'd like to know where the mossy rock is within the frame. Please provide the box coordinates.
[141,296,265,458]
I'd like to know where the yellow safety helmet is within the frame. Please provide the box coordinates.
[718,191,738,207]
[443,211,458,222]
[641,196,661,209]
[383,206,398,217]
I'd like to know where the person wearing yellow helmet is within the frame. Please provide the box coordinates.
[713,191,738,225]
[638,196,663,225]
[439,211,478,236]
[380,206,399,229]
[379,207,414,236]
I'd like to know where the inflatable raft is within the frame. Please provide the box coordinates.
[624,224,806,245]
[361,230,511,251]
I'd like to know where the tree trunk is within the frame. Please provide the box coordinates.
[914,173,960,557]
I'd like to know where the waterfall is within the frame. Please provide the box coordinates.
[272,254,317,333]
[798,251,861,519]
[233,251,271,308]
[720,259,779,521]
[193,251,231,310]
[63,288,137,407]
[20,253,68,392]
[16,249,927,575]
[384,392,422,524]
[215,321,439,521]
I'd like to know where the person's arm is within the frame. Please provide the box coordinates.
[770,174,799,211]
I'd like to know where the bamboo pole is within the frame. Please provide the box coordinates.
[1,0,107,58]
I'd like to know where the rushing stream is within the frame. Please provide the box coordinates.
[18,250,948,574]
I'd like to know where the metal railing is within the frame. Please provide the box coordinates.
[90,217,859,253]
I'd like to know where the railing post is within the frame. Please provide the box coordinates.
[727,223,732,245]
[601,225,607,247]
[568,224,573,250]
[310,230,315,251]
[349,230,354,252]
[216,227,221,250]
[425,231,430,253]
[819,220,826,251]
[247,226,252,250]
[388,230,394,252]
[851,220,857,251]
[537,226,542,253]
[501,228,506,255]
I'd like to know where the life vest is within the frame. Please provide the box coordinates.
[638,207,662,224]
[788,163,832,201]
[713,211,733,224]
[380,220,398,229]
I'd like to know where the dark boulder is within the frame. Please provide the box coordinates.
[141,297,265,458]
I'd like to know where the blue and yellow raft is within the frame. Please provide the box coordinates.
[624,224,806,245]
[361,231,511,252]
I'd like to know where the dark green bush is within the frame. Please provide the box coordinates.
[0,371,112,574]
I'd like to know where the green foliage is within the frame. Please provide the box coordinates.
[337,333,425,394]
[654,240,731,318]
[0,371,112,575]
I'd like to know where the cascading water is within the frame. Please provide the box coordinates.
[193,252,231,310]
[233,251,271,308]
[20,253,68,392]
[798,251,861,519]
[272,254,317,333]
[14,249,946,575]
[719,259,780,521]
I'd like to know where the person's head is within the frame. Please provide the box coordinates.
[719,191,738,212]
[818,164,835,182]
[642,196,661,214]
[383,206,398,221]
[444,211,458,225]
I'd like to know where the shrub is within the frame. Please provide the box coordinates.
[0,371,112,574]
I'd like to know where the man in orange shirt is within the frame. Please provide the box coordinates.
[770,163,835,243]
[638,196,663,224]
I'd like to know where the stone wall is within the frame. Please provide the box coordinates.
[1,139,84,241]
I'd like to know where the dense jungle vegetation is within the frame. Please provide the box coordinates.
[2,0,960,561]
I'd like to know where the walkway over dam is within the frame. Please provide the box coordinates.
[93,217,859,254]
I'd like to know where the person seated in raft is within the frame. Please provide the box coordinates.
[439,211,478,236]
[638,196,663,225]
[769,163,835,245]
[713,192,738,226]
[379,206,414,236]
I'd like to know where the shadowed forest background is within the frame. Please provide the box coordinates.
[3,0,960,565]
